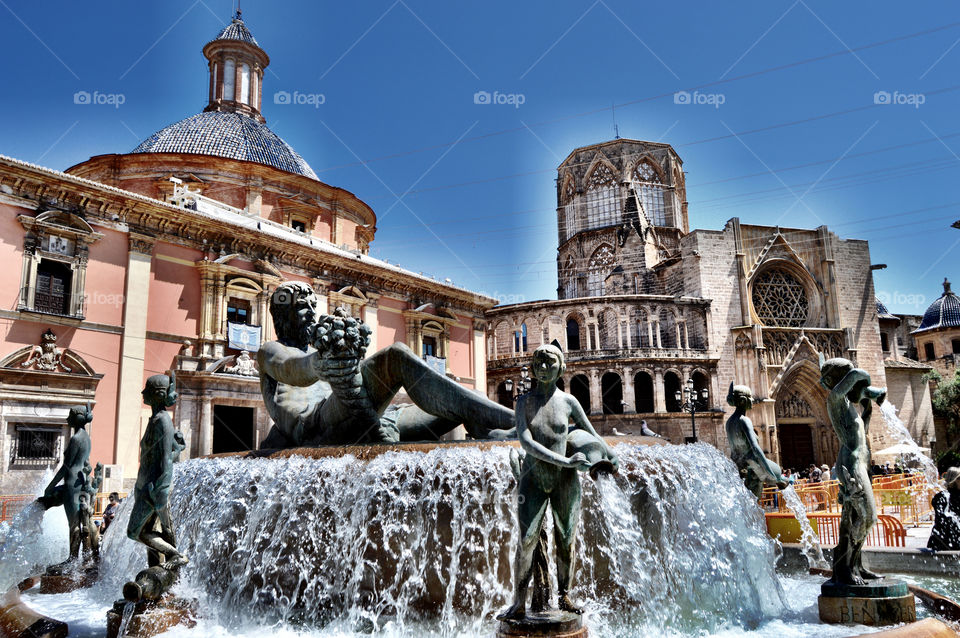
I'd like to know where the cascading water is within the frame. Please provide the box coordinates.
[90,442,792,637]
[878,401,938,485]
[778,485,828,570]
[116,601,135,637]
[0,469,70,591]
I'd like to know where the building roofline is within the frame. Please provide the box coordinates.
[486,293,712,316]
[67,152,377,229]
[557,138,680,170]
[0,153,495,308]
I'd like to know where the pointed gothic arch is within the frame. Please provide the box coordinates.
[773,360,835,470]
[631,159,666,226]
[586,244,615,297]
[584,159,621,230]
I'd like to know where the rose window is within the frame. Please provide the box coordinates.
[752,268,809,327]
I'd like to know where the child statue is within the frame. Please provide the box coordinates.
[77,461,103,560]
[126,372,188,570]
[725,383,788,497]
[37,402,94,563]
[500,343,618,620]
[819,355,885,586]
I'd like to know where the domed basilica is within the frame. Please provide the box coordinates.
[0,13,492,492]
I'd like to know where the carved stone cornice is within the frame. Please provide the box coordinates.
[0,155,493,315]
[128,232,156,256]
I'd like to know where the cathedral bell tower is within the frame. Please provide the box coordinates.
[202,10,270,123]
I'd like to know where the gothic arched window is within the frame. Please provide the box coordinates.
[562,255,576,299]
[633,161,665,226]
[586,244,615,297]
[752,268,810,327]
[562,176,577,240]
[585,163,620,230]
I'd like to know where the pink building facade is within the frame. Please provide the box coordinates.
[0,15,490,493]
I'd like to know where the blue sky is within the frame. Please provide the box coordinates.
[1,1,958,314]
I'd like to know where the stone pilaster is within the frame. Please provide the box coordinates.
[473,319,487,391]
[115,232,155,476]
[588,369,602,415]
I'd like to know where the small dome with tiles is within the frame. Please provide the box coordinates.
[132,12,317,180]
[132,111,317,179]
[915,278,960,333]
[210,12,258,45]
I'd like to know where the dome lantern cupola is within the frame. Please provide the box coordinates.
[202,10,269,123]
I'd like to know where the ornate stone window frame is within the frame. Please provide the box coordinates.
[0,331,102,474]
[278,197,326,237]
[630,158,666,227]
[328,285,369,319]
[583,159,621,230]
[404,304,457,366]
[748,258,823,329]
[197,258,280,359]
[18,210,103,319]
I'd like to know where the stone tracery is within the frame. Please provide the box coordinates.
[752,268,809,327]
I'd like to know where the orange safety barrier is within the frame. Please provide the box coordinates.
[0,495,34,524]
[765,512,906,547]
[796,487,838,513]
[761,474,936,528]
[874,484,935,526]
[760,486,779,511]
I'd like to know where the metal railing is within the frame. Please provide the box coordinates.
[765,512,906,547]
[761,473,935,527]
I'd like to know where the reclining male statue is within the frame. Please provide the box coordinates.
[258,281,515,447]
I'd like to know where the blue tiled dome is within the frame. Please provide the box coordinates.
[211,16,258,46]
[916,278,960,333]
[132,111,317,180]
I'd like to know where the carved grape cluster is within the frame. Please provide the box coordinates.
[312,307,372,358]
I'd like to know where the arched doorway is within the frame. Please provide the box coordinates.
[570,374,590,414]
[566,315,582,351]
[496,381,513,408]
[634,371,654,412]
[692,370,709,410]
[774,361,835,470]
[601,372,623,414]
[664,371,682,412]
[775,392,817,471]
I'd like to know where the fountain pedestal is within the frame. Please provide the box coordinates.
[105,596,196,638]
[38,563,98,594]
[818,580,916,626]
[496,611,587,638]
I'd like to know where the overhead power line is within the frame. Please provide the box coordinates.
[313,22,960,174]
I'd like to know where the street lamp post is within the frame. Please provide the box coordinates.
[676,378,709,444]
[503,365,533,403]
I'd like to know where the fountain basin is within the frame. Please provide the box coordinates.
[91,440,791,635]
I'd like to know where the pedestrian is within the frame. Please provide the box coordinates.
[100,492,121,533]
[928,468,960,551]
